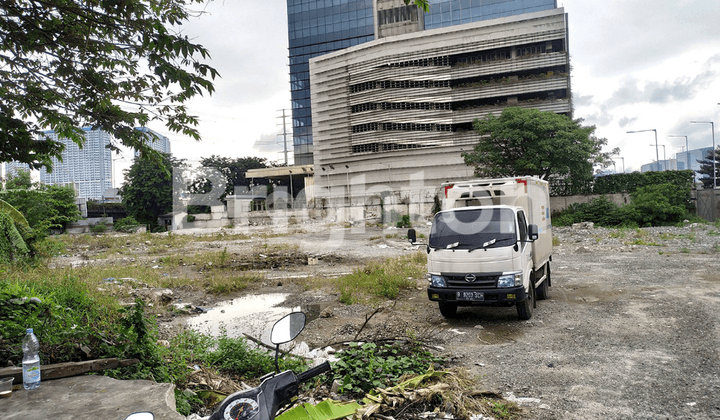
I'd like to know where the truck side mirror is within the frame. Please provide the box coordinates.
[528,224,538,241]
[407,228,417,243]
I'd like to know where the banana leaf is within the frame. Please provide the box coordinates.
[276,399,360,420]
[0,198,29,227]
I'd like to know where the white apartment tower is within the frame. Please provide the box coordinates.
[39,128,112,200]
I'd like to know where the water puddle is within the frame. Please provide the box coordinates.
[187,293,300,344]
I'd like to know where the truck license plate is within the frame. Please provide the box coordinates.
[457,291,484,301]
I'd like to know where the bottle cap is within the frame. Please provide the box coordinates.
[26,328,33,334]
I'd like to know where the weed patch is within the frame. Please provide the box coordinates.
[333,253,425,304]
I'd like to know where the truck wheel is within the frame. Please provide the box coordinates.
[439,302,457,318]
[517,284,534,320]
[536,264,550,300]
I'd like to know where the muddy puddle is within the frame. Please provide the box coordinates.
[184,293,332,346]
[185,293,300,343]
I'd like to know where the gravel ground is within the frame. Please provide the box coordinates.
[269,223,720,419]
[427,225,720,419]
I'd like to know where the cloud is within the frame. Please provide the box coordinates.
[617,116,637,128]
[581,104,614,128]
[566,0,720,77]
[605,68,716,108]
[572,93,594,107]
[253,133,285,153]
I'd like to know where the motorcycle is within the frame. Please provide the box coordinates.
[125,311,331,420]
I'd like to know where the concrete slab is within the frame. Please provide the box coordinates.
[0,375,185,420]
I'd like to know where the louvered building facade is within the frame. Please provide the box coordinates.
[309,8,570,210]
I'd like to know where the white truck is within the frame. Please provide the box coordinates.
[408,177,552,320]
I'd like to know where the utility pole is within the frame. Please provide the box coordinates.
[277,109,290,165]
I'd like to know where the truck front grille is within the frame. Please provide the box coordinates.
[444,273,499,288]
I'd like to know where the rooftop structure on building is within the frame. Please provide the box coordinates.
[38,128,112,201]
[309,7,570,212]
[287,0,558,165]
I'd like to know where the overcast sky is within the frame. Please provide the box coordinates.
[118,0,720,183]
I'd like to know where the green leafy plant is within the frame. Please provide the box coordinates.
[396,215,412,228]
[330,341,445,397]
[200,331,307,380]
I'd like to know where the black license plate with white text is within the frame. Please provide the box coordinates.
[456,291,484,301]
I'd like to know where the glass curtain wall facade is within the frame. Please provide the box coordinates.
[287,0,557,164]
[424,0,556,28]
[287,0,375,165]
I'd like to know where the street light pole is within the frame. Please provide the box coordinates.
[669,135,689,170]
[649,144,666,161]
[627,129,659,170]
[690,121,716,189]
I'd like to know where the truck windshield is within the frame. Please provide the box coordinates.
[429,208,516,250]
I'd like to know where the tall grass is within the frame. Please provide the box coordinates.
[333,252,426,304]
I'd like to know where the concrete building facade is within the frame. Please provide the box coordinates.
[308,8,570,216]
[39,128,112,200]
[287,0,557,165]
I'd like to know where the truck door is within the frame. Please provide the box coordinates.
[517,210,532,287]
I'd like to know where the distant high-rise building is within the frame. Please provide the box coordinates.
[4,161,31,179]
[39,128,112,200]
[134,127,171,157]
[676,147,713,181]
[286,0,557,164]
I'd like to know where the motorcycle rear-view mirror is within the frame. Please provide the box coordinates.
[124,413,154,420]
[270,312,306,345]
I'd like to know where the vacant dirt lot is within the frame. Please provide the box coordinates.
[60,222,720,419]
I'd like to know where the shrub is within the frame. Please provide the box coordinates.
[552,196,623,227]
[114,217,142,233]
[91,221,110,234]
[621,184,688,227]
[396,214,412,228]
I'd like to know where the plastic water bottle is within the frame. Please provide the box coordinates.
[22,328,41,390]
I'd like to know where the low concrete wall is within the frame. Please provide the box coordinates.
[66,217,114,234]
[550,193,632,214]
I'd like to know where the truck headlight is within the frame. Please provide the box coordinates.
[429,274,447,288]
[498,272,522,288]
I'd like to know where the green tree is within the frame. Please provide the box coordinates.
[5,169,32,190]
[696,146,720,189]
[403,0,429,11]
[0,0,218,171]
[463,108,618,184]
[191,156,271,202]
[1,172,80,231]
[120,153,186,228]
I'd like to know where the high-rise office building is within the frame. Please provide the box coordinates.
[39,128,112,200]
[286,0,557,164]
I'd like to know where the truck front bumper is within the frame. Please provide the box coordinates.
[427,286,527,306]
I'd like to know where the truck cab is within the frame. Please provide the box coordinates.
[414,177,552,319]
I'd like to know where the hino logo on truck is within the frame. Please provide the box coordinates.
[465,274,476,283]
